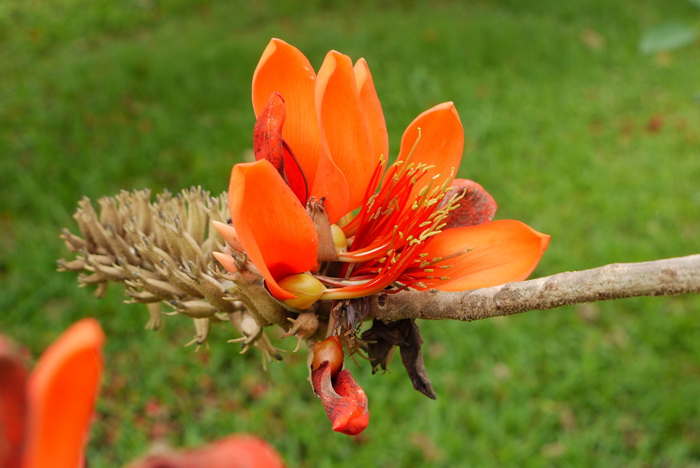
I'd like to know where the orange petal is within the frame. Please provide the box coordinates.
[354,58,388,161]
[315,51,375,213]
[397,102,464,194]
[22,319,105,468]
[228,160,318,300]
[309,153,350,224]
[252,38,322,186]
[418,220,550,291]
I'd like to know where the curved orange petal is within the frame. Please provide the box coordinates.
[22,318,105,468]
[229,160,318,300]
[309,153,350,224]
[315,51,375,213]
[252,38,321,185]
[397,102,464,195]
[417,220,550,291]
[354,58,388,162]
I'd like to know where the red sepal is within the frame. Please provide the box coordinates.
[311,337,370,436]
[253,92,308,204]
[443,179,497,228]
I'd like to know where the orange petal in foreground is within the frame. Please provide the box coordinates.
[228,160,318,300]
[417,220,550,291]
[22,318,105,468]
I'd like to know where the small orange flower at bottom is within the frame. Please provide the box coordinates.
[215,38,551,437]
[311,337,369,436]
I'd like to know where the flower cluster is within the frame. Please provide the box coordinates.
[213,39,550,435]
[215,39,549,310]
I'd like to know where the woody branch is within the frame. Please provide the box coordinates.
[368,255,700,322]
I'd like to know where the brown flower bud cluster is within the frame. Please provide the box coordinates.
[58,187,305,362]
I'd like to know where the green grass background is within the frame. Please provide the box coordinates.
[2,0,699,466]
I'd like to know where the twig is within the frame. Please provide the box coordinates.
[369,255,700,322]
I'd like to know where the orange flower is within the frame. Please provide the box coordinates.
[213,39,549,436]
[0,318,104,468]
[217,38,549,305]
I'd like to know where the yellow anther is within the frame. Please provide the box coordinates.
[420,230,441,242]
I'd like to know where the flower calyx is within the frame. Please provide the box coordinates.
[306,197,338,263]
[281,311,320,352]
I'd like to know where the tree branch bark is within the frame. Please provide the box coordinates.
[368,255,700,322]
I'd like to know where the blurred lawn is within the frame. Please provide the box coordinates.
[2,0,700,466]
